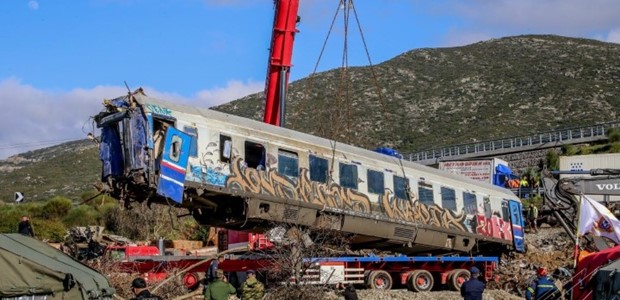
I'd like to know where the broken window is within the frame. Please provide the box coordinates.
[278,149,299,177]
[393,175,409,200]
[309,155,328,183]
[183,126,198,157]
[220,135,232,163]
[367,169,384,194]
[339,163,358,190]
[244,141,265,169]
[483,195,492,218]
[169,135,183,163]
[418,181,434,206]
[501,200,510,222]
[440,186,457,211]
[463,192,477,214]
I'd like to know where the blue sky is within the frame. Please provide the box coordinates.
[1,0,620,159]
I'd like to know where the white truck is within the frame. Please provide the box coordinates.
[438,158,513,187]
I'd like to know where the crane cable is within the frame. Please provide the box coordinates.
[302,0,389,143]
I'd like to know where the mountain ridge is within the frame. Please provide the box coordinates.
[2,34,619,202]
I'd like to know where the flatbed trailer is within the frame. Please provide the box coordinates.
[218,254,499,292]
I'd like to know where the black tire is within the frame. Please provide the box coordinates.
[366,270,393,290]
[408,270,434,292]
[447,269,470,291]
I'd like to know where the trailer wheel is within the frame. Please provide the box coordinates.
[366,270,392,290]
[447,269,470,291]
[407,270,434,292]
[182,272,200,291]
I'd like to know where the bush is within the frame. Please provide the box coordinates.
[63,205,101,227]
[31,219,67,242]
[545,150,559,170]
[41,196,73,220]
[608,128,620,143]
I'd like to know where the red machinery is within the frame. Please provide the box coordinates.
[262,0,299,126]
[219,0,300,253]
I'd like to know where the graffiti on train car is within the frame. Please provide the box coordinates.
[475,215,513,241]
[225,157,373,213]
[381,192,467,232]
[184,142,505,238]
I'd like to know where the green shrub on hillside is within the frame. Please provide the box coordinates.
[41,196,72,220]
[63,205,101,227]
[31,219,66,242]
[608,128,620,143]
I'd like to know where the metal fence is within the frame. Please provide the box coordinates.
[406,121,620,164]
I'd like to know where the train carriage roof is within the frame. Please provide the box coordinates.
[133,93,518,198]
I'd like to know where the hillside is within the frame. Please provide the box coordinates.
[2,34,620,202]
[0,140,99,202]
[215,35,620,153]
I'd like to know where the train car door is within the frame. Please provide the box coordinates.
[508,200,525,252]
[157,126,191,203]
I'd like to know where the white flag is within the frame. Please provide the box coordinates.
[577,195,620,244]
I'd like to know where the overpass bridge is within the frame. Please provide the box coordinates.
[405,121,620,166]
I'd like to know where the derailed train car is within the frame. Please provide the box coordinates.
[94,89,525,256]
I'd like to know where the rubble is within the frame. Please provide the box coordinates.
[495,226,574,295]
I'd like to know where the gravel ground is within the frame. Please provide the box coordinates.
[320,289,523,300]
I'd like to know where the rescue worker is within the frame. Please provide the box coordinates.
[460,266,485,300]
[130,277,162,300]
[525,267,560,300]
[18,216,34,237]
[337,282,359,300]
[241,269,264,300]
[207,255,225,283]
[528,204,539,233]
[204,269,236,300]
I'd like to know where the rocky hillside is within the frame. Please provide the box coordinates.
[0,140,99,203]
[215,35,620,154]
[2,34,620,202]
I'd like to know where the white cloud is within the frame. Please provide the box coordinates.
[195,80,263,107]
[27,1,39,10]
[436,0,620,46]
[0,78,262,159]
[606,28,620,44]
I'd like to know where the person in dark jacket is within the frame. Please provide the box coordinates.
[525,267,560,300]
[337,282,359,300]
[18,216,34,237]
[207,255,225,283]
[460,266,485,300]
[130,277,162,300]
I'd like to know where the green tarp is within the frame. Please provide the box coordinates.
[0,234,115,299]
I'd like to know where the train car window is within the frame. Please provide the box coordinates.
[418,181,434,206]
[483,196,492,218]
[463,192,477,214]
[393,175,409,200]
[367,170,384,194]
[501,200,510,222]
[309,155,328,183]
[244,141,265,169]
[220,135,232,163]
[169,135,182,163]
[183,126,198,157]
[339,163,358,189]
[441,187,457,211]
[278,149,299,177]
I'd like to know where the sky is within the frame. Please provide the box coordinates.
[1,0,620,159]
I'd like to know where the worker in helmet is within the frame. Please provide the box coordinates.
[525,267,560,300]
[460,266,484,300]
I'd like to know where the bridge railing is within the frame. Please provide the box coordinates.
[406,121,620,162]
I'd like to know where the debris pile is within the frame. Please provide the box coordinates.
[496,227,574,295]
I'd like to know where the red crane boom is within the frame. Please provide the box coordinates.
[263,0,300,126]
